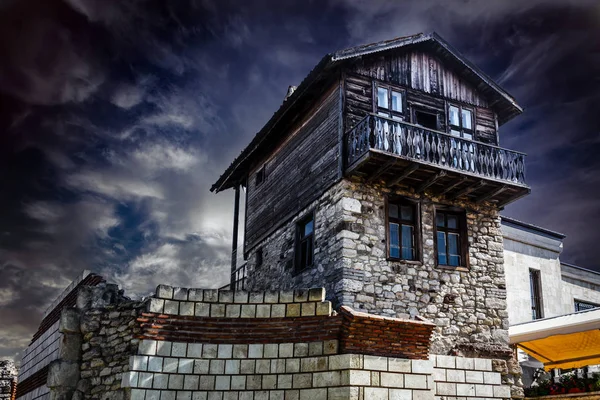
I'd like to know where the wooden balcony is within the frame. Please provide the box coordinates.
[344,114,530,207]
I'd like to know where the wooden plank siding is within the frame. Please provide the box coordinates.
[245,83,341,254]
[344,49,499,145]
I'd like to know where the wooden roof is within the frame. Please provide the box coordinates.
[211,32,523,193]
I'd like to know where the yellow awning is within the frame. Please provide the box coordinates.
[509,309,600,371]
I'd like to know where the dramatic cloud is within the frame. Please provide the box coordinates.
[0,0,598,362]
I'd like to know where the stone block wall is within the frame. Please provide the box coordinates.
[0,360,17,400]
[246,179,511,358]
[122,285,438,400]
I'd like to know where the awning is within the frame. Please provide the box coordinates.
[509,308,600,371]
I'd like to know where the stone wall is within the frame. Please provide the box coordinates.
[247,178,511,359]
[122,285,439,400]
[0,360,17,400]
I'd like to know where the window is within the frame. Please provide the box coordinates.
[374,83,405,120]
[574,300,599,312]
[256,165,265,186]
[414,109,439,130]
[530,269,543,320]
[387,198,419,261]
[448,104,474,140]
[295,213,314,272]
[256,247,263,269]
[435,209,467,268]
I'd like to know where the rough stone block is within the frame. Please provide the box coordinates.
[233,344,248,358]
[256,304,271,318]
[210,304,225,318]
[193,360,209,374]
[475,384,494,397]
[483,371,501,385]
[248,344,264,358]
[364,355,388,371]
[446,369,465,383]
[279,290,295,303]
[436,355,456,369]
[203,289,218,303]
[432,367,446,381]
[279,343,293,358]
[256,359,270,374]
[179,302,194,316]
[240,360,255,374]
[178,358,194,374]
[163,358,178,373]
[234,290,249,303]
[219,290,234,303]
[264,343,279,358]
[120,371,136,388]
[168,375,184,390]
[160,390,175,400]
[209,359,225,374]
[286,303,301,317]
[226,304,241,318]
[194,302,210,317]
[389,359,411,373]
[163,300,179,315]
[47,360,80,388]
[187,289,203,301]
[412,360,433,374]
[60,309,80,334]
[412,389,435,400]
[173,287,188,300]
[147,356,162,372]
[264,290,279,303]
[286,358,300,373]
[341,370,370,386]
[474,358,492,371]
[323,339,338,355]
[199,376,215,390]
[456,383,475,397]
[187,343,202,358]
[215,376,231,390]
[262,375,277,389]
[59,333,82,362]
[271,304,286,318]
[145,389,160,400]
[148,298,164,314]
[389,389,411,400]
[225,359,240,374]
[249,291,264,303]
[138,372,153,388]
[130,389,145,400]
[329,354,360,370]
[493,385,511,398]
[301,302,316,316]
[241,304,256,318]
[381,372,404,388]
[231,375,246,390]
[308,341,322,356]
[465,370,483,383]
[156,285,173,299]
[405,374,428,389]
[172,342,187,357]
[294,343,308,357]
[177,392,192,400]
[139,340,157,356]
[156,341,172,357]
[292,373,312,389]
[153,373,168,389]
[315,301,332,316]
[455,357,474,370]
[364,387,388,400]
[437,382,456,396]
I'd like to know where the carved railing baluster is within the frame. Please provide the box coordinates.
[344,114,527,185]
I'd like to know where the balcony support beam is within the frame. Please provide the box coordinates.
[437,176,468,196]
[498,189,531,208]
[417,171,446,193]
[476,185,508,204]
[387,164,419,187]
[449,180,486,200]
[367,159,397,183]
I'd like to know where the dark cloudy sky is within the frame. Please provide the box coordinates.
[1,0,599,361]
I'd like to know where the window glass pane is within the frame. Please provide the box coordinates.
[449,106,460,126]
[436,213,445,228]
[462,132,472,140]
[401,225,414,260]
[448,233,459,255]
[391,91,402,112]
[462,109,472,130]
[304,219,313,237]
[389,204,399,219]
[450,129,461,137]
[437,231,447,265]
[400,205,413,221]
[377,87,389,109]
[447,215,458,229]
[449,255,460,266]
[389,223,400,258]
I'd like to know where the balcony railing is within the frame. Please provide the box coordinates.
[219,263,247,291]
[345,114,527,185]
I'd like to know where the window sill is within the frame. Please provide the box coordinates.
[386,258,423,266]
[436,264,469,272]
[292,265,312,277]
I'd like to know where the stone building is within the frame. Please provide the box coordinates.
[0,360,18,400]
[212,32,528,377]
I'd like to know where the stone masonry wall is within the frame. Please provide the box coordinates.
[0,360,17,400]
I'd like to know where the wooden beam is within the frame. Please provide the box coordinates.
[387,164,419,187]
[437,176,468,196]
[367,159,397,183]
[498,189,531,208]
[417,171,447,193]
[230,185,241,289]
[449,180,486,200]
[475,185,508,204]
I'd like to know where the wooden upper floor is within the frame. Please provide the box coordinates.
[211,33,530,253]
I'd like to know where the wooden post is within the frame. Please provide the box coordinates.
[230,185,240,289]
